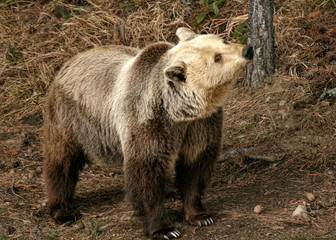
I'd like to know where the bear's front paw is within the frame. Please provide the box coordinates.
[186,213,214,227]
[150,228,181,240]
[50,205,81,225]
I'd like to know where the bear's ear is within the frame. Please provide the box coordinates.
[164,62,186,82]
[176,27,197,42]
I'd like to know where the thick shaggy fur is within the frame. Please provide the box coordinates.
[43,28,251,239]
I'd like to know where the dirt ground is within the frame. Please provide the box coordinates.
[0,0,335,239]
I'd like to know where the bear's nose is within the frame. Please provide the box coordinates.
[242,46,253,60]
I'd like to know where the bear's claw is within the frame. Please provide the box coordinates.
[152,228,181,239]
[196,216,214,226]
[167,230,181,238]
[188,214,214,227]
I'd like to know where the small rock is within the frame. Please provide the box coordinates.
[292,205,309,220]
[9,169,15,174]
[35,166,43,174]
[120,211,134,221]
[254,205,263,214]
[73,222,85,230]
[27,147,33,154]
[120,214,130,221]
[271,163,278,169]
[41,199,47,207]
[28,171,35,179]
[305,192,315,201]
[279,100,286,108]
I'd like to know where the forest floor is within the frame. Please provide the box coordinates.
[0,0,335,239]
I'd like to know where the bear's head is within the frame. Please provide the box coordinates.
[163,27,253,121]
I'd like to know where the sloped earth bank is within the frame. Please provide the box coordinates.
[1,0,335,239]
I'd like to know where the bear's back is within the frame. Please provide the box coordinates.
[50,45,140,127]
[55,45,140,94]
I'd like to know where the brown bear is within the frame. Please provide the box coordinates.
[43,27,253,239]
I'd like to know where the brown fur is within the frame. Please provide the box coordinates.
[43,28,251,239]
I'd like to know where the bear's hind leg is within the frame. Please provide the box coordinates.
[43,125,85,224]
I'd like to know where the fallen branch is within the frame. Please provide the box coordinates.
[218,147,255,163]
[245,155,276,163]
[11,178,25,200]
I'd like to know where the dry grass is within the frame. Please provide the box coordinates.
[1,0,334,117]
[0,0,336,239]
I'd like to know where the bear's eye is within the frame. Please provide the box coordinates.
[214,54,222,63]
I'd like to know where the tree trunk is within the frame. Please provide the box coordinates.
[246,0,275,88]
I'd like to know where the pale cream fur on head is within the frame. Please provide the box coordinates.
[162,27,250,121]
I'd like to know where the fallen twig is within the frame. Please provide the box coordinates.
[218,147,255,163]
[11,178,25,200]
[245,155,276,163]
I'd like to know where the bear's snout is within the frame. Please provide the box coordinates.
[242,46,253,60]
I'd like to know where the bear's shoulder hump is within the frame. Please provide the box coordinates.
[133,42,174,69]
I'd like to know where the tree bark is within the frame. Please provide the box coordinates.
[246,0,275,88]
